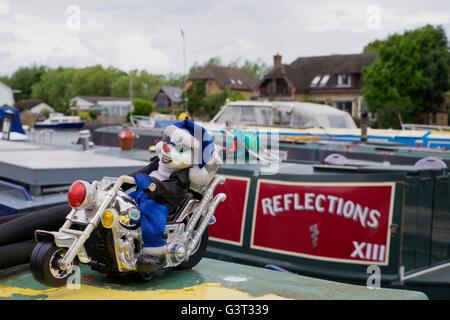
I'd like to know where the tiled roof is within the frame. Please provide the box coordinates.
[15,99,47,110]
[262,53,377,92]
[189,65,258,91]
[154,86,183,103]
[76,96,132,103]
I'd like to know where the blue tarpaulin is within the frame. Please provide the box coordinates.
[0,106,25,134]
[154,119,178,129]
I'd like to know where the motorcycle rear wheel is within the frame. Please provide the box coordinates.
[30,241,77,287]
[176,227,209,270]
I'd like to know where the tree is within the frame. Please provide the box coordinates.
[186,80,207,116]
[203,88,245,119]
[240,59,271,80]
[362,25,450,128]
[8,65,46,101]
[31,67,76,114]
[69,65,125,97]
[111,70,165,100]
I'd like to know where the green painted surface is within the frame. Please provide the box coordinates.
[0,259,428,300]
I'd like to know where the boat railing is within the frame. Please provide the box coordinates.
[402,123,450,132]
[27,129,54,144]
[0,179,32,201]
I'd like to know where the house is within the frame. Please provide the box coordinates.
[420,91,450,126]
[70,96,135,124]
[15,99,54,114]
[184,65,258,100]
[152,86,182,110]
[256,53,377,118]
[0,81,15,107]
[70,96,133,116]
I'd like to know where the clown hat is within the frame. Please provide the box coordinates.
[163,119,215,185]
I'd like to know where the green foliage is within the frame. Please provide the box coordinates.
[126,98,154,122]
[362,24,450,128]
[6,64,46,101]
[70,65,125,97]
[363,40,384,53]
[188,56,270,80]
[9,55,268,120]
[203,88,245,118]
[240,59,272,80]
[134,98,154,115]
[31,67,76,115]
[186,81,244,119]
[186,80,206,115]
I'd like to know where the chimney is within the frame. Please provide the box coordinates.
[273,53,282,69]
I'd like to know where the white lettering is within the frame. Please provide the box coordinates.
[367,209,380,228]
[284,193,293,211]
[351,241,366,259]
[350,242,387,262]
[379,245,385,261]
[353,204,369,228]
[315,194,326,212]
[294,193,303,210]
[343,200,355,218]
[365,243,372,260]
[372,244,379,261]
[273,195,283,214]
[304,193,315,211]
[261,198,274,216]
[327,195,339,214]
[260,192,384,230]
[336,198,344,216]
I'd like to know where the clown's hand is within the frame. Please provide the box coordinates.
[133,173,156,191]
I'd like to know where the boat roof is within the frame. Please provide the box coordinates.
[273,101,351,115]
[0,106,25,134]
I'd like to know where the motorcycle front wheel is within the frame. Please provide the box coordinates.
[30,241,77,287]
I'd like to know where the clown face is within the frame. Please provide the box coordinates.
[155,127,200,170]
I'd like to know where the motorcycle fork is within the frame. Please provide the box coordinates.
[58,193,114,270]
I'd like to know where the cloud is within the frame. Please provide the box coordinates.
[0,0,449,76]
[0,1,10,16]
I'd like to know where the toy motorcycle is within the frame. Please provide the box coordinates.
[30,171,226,287]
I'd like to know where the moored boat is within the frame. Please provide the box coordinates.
[34,112,85,129]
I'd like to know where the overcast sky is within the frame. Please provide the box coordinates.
[0,0,449,76]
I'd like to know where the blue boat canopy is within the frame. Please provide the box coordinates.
[0,106,25,134]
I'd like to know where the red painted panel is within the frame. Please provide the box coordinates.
[251,180,395,265]
[209,176,250,245]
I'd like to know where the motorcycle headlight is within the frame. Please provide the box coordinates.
[68,180,96,209]
[101,209,119,229]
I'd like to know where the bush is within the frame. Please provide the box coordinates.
[127,98,154,122]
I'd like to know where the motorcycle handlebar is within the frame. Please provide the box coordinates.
[112,175,136,193]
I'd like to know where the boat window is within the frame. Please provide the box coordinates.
[240,107,255,123]
[327,115,350,128]
[214,106,272,125]
[214,106,241,124]
[273,109,292,126]
[292,114,313,128]
[259,108,273,125]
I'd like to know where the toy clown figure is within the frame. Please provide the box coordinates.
[126,119,214,272]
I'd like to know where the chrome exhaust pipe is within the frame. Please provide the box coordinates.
[185,175,226,237]
[189,193,226,253]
